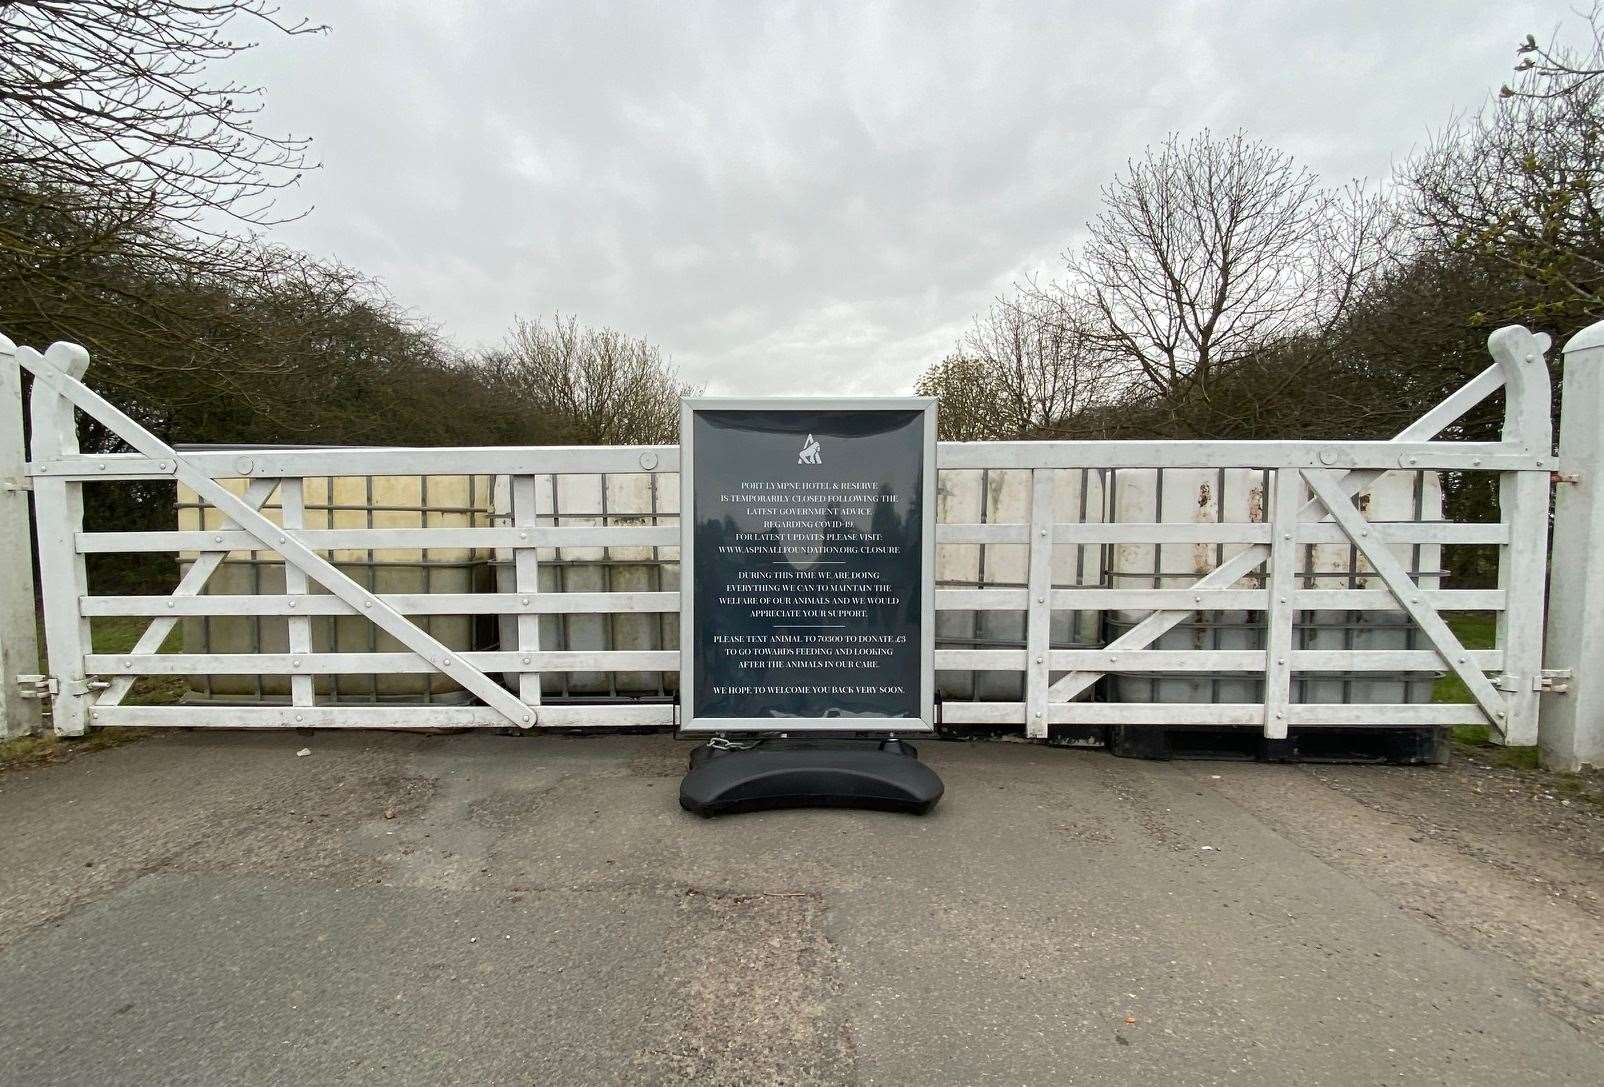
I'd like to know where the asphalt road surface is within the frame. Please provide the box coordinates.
[1,730,1599,1085]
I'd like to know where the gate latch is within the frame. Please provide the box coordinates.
[15,674,57,699]
[1499,669,1572,694]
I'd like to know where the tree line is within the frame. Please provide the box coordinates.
[917,14,1603,459]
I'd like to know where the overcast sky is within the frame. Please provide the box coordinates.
[235,0,1563,395]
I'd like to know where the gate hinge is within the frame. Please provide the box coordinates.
[16,674,57,699]
[1552,471,1581,485]
[1497,669,1572,694]
[0,475,29,493]
[15,675,98,699]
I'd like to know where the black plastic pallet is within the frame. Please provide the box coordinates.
[1106,724,1449,765]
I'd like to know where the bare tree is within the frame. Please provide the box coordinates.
[914,284,1114,440]
[966,285,1114,437]
[482,314,699,445]
[1411,14,1604,321]
[1061,131,1391,412]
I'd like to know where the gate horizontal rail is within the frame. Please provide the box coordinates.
[75,587,1505,616]
[71,520,1508,552]
[81,649,1506,675]
[2,324,1557,746]
[32,440,1553,477]
[84,702,1490,732]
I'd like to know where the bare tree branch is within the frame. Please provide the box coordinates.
[1503,4,1604,100]
[0,0,325,236]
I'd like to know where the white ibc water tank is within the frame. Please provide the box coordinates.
[1105,468,1441,706]
[178,469,495,704]
[492,464,1107,712]
[1296,470,1441,706]
[1106,467,1268,704]
[493,471,678,699]
[934,467,1104,703]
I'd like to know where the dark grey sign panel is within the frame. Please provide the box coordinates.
[679,399,936,733]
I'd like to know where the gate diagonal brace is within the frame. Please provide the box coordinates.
[1047,361,1516,703]
[17,347,536,729]
[98,476,278,708]
[1301,467,1509,731]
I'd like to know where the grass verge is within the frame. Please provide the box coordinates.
[0,728,147,772]
[1432,612,1496,707]
[1433,613,1602,799]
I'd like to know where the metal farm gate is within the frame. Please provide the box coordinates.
[3,322,1598,765]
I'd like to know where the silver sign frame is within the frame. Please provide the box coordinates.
[678,397,937,734]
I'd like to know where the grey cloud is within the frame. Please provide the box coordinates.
[235,0,1553,394]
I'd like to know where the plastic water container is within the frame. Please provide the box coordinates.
[176,466,495,704]
[934,466,1104,703]
[492,471,679,699]
[1104,467,1441,706]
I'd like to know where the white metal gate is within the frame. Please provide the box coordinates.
[0,324,1566,747]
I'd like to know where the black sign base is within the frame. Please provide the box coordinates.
[678,738,944,817]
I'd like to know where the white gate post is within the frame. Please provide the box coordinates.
[1,335,44,739]
[1489,326,1554,747]
[1542,319,1604,770]
[27,343,94,736]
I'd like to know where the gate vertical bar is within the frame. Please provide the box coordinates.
[0,336,43,738]
[1489,325,1554,747]
[1497,468,1551,745]
[1542,319,1604,769]
[25,344,93,735]
[1025,469,1053,738]
[281,477,313,707]
[1263,468,1300,739]
[511,475,542,708]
